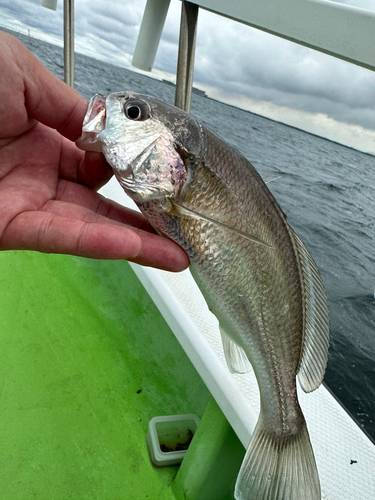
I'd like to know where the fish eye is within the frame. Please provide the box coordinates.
[124,100,149,121]
[127,105,141,120]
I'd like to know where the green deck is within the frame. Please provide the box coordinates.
[0,251,244,499]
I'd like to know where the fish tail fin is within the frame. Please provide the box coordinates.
[234,416,321,500]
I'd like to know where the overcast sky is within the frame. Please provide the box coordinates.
[1,0,375,153]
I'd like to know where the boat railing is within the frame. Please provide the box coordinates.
[42,0,74,87]
[46,0,375,113]
[134,0,375,111]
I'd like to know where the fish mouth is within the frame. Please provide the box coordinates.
[75,93,107,152]
[75,92,146,193]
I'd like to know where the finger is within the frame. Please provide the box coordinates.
[42,198,148,231]
[77,151,114,190]
[1,211,189,271]
[55,180,156,232]
[57,136,114,190]
[41,199,189,270]
[0,210,139,259]
[129,229,190,271]
[8,33,88,140]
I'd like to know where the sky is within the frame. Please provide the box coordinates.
[1,0,375,154]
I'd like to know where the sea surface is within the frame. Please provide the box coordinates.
[5,28,375,441]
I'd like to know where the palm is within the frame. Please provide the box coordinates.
[0,31,188,271]
[0,121,106,254]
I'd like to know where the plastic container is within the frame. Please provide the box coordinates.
[146,414,200,466]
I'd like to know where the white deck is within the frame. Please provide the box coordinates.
[100,178,375,500]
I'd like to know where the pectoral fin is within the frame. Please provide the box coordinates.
[171,201,271,248]
[219,325,252,374]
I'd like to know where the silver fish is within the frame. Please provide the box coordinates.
[77,92,330,500]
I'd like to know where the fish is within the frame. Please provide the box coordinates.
[76,92,330,500]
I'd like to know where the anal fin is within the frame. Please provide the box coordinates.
[219,325,252,374]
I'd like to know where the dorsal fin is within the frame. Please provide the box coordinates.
[262,174,280,184]
[290,228,330,393]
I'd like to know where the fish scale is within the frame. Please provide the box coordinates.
[146,166,304,431]
[76,91,330,500]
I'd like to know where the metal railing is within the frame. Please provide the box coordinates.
[42,0,74,87]
[48,0,375,109]
[133,0,375,112]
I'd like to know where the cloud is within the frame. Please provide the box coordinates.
[1,0,64,38]
[181,5,375,132]
[1,0,375,152]
[205,87,375,154]
[76,0,142,40]
[73,0,145,67]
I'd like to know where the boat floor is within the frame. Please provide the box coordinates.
[0,251,243,499]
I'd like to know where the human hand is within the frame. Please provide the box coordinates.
[0,31,189,271]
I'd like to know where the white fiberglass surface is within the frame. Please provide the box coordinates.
[100,178,375,500]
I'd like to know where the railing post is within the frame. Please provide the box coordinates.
[132,0,171,72]
[174,1,199,113]
[63,0,74,87]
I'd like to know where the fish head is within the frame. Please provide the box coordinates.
[76,91,201,204]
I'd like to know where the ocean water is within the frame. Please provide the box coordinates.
[5,28,375,441]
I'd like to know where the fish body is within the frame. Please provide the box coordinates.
[77,92,330,500]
